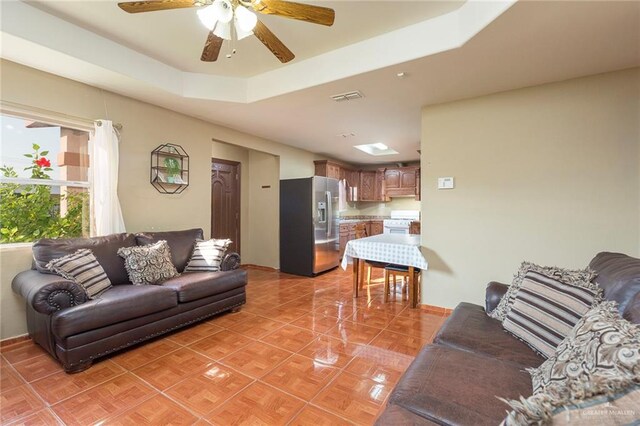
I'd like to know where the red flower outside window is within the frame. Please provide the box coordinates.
[35,157,51,168]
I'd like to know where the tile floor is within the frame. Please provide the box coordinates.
[0,266,448,425]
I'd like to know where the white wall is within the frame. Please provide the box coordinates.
[0,60,317,339]
[420,68,640,308]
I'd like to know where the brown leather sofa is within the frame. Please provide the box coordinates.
[12,228,247,373]
[376,252,640,425]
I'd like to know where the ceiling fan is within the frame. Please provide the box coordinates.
[117,0,335,63]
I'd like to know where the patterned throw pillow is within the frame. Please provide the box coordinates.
[46,249,112,299]
[501,301,640,425]
[529,301,640,394]
[117,240,178,285]
[183,239,231,273]
[501,382,640,425]
[502,270,602,358]
[488,262,596,321]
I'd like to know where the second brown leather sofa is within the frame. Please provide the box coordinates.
[376,252,640,425]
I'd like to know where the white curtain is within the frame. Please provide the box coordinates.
[90,120,126,236]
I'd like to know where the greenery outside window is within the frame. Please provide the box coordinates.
[0,113,91,244]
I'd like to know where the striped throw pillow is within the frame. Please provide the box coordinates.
[46,249,112,299]
[502,270,602,358]
[184,239,231,272]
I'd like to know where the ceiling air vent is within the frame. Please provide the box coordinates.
[331,91,364,102]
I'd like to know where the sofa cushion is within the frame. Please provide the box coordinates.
[135,228,204,273]
[389,344,533,426]
[529,301,640,395]
[184,239,231,273]
[160,269,247,303]
[589,252,640,317]
[33,233,136,285]
[51,285,178,339]
[502,269,602,358]
[118,241,179,285]
[46,249,112,299]
[434,303,544,368]
[489,262,596,322]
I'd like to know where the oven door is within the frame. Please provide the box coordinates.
[384,225,410,235]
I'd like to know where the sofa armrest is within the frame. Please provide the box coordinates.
[485,281,509,313]
[12,270,87,315]
[221,252,241,271]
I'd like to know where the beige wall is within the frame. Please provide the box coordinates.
[0,60,317,339]
[246,150,280,268]
[341,197,421,217]
[421,68,640,308]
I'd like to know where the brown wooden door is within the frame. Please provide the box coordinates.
[211,159,240,254]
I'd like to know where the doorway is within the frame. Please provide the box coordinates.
[211,159,241,254]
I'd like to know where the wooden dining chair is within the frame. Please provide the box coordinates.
[354,223,387,289]
[384,265,421,302]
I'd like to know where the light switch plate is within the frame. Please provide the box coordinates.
[438,177,455,189]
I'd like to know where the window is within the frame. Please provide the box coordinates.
[0,113,91,244]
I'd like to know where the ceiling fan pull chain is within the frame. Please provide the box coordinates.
[227,24,237,58]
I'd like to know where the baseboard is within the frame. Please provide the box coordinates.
[241,264,279,272]
[0,334,30,350]
[419,304,454,317]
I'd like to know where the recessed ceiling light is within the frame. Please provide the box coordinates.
[354,143,399,156]
[396,72,407,78]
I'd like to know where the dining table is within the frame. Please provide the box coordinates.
[340,233,429,308]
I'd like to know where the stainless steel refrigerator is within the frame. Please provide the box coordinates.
[280,176,340,276]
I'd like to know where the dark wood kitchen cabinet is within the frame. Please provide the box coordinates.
[369,220,384,236]
[359,169,386,202]
[314,160,341,180]
[385,166,419,197]
[410,221,421,235]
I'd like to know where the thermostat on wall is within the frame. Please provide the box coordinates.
[438,177,455,190]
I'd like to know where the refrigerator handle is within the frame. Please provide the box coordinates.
[326,191,332,237]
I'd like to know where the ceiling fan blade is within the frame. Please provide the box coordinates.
[253,20,295,63]
[118,0,196,13]
[251,0,335,26]
[201,31,224,62]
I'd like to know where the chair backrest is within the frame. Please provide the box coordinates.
[355,223,367,239]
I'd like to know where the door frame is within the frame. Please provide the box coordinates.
[211,158,241,254]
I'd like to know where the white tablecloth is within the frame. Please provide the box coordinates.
[340,234,429,270]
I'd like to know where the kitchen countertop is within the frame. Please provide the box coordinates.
[339,218,420,223]
[339,217,387,223]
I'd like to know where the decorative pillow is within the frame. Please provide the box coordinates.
[183,239,231,273]
[502,269,603,358]
[117,240,178,285]
[489,262,597,321]
[501,381,640,426]
[529,301,640,394]
[46,249,112,299]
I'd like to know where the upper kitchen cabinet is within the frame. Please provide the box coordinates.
[385,166,420,198]
[359,169,385,201]
[315,160,420,201]
[314,160,342,180]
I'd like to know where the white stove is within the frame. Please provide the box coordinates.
[383,210,420,234]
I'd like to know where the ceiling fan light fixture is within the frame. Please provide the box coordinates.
[197,5,217,30]
[213,20,232,39]
[235,5,258,32]
[211,0,233,23]
[235,24,254,40]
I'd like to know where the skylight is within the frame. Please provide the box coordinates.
[353,143,399,156]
